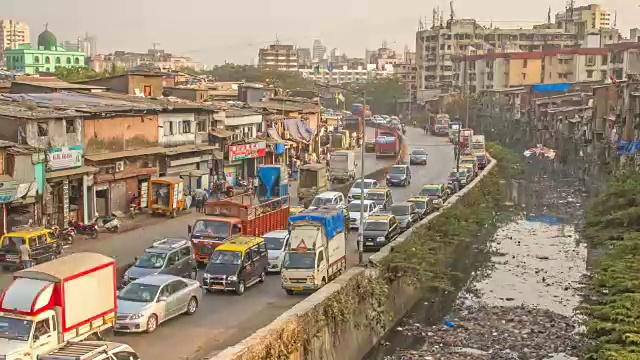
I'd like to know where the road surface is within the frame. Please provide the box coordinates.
[0,128,455,359]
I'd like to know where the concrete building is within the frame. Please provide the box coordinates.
[416,17,578,99]
[0,20,30,66]
[258,42,298,71]
[313,39,327,61]
[299,64,384,84]
[89,48,202,73]
[62,33,97,57]
[297,48,312,68]
[393,51,417,95]
[555,4,611,30]
[4,27,86,74]
[74,72,164,97]
[367,45,404,71]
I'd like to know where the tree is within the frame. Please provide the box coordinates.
[342,78,406,115]
[53,65,124,82]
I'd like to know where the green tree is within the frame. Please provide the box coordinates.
[342,78,406,115]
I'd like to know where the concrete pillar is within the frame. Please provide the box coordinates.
[83,175,89,223]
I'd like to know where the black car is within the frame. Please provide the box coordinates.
[391,203,420,232]
[386,165,412,187]
[449,169,471,188]
[362,214,401,251]
[407,197,434,219]
[409,148,428,165]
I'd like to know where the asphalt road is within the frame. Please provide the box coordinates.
[0,128,455,360]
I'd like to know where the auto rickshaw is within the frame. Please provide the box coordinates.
[149,177,186,218]
[289,207,304,217]
[0,226,62,270]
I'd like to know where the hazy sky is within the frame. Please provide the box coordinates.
[2,0,637,66]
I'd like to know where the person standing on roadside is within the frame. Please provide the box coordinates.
[20,241,31,269]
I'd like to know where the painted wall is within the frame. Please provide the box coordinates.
[4,48,86,74]
[0,116,84,150]
[508,58,543,86]
[158,112,196,147]
[84,115,158,154]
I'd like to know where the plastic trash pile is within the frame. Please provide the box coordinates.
[523,145,556,159]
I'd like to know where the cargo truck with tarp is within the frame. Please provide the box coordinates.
[375,125,399,157]
[470,135,488,169]
[0,253,116,359]
[281,207,347,295]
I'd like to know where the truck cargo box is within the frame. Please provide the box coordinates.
[289,207,344,240]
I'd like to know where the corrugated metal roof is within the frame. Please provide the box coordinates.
[12,81,107,90]
[0,100,86,119]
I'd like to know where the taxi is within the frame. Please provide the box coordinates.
[364,187,393,211]
[407,196,434,219]
[201,236,269,295]
[0,226,62,269]
[418,184,448,209]
[362,214,401,251]
[461,156,479,176]
[289,207,304,217]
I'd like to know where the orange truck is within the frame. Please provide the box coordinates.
[187,194,290,265]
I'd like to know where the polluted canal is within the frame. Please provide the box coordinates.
[365,155,595,360]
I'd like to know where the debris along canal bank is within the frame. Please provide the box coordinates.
[366,143,593,360]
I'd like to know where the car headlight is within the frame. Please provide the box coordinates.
[228,275,238,281]
[376,237,386,242]
[130,312,146,320]
[123,272,130,280]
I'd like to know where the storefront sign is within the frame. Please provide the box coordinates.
[63,179,70,221]
[47,146,83,171]
[0,180,18,203]
[228,142,266,161]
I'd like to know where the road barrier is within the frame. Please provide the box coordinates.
[209,153,497,360]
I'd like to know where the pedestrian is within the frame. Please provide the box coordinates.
[252,176,259,197]
[19,240,31,269]
[194,188,207,213]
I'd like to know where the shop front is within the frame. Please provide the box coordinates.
[226,141,266,183]
[44,146,97,226]
[0,178,19,234]
[92,167,158,216]
[163,146,215,192]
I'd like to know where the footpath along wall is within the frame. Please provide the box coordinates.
[209,154,499,360]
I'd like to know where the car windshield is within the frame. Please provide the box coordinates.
[366,192,385,200]
[389,166,406,175]
[392,205,411,216]
[458,171,467,177]
[134,252,167,269]
[419,187,440,197]
[411,149,427,155]
[409,201,426,209]
[311,197,333,207]
[352,181,374,189]
[210,250,242,265]
[364,220,388,231]
[0,316,32,341]
[118,283,160,303]
[282,252,315,269]
[348,202,367,212]
[192,220,230,238]
[264,236,285,251]
[448,171,459,178]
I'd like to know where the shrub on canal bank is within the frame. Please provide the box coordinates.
[581,171,640,359]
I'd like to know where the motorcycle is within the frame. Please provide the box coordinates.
[129,195,143,219]
[51,225,75,245]
[69,216,99,239]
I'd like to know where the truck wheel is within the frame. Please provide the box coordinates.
[285,289,294,295]
[320,278,327,288]
[259,270,266,283]
[235,281,246,295]
[186,297,198,315]
[146,314,158,333]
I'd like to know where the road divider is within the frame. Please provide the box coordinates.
[209,153,497,360]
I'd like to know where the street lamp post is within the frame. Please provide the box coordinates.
[357,91,366,265]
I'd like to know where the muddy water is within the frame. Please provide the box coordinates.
[364,156,593,360]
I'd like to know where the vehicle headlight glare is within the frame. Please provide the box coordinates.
[228,275,238,281]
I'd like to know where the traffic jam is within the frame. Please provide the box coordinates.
[0,112,488,360]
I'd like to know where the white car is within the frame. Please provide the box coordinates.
[348,179,380,202]
[309,191,346,210]
[264,230,289,273]
[347,200,380,229]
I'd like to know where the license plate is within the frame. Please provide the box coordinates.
[366,242,374,245]
[213,285,225,289]
[292,287,304,291]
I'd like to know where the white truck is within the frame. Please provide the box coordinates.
[328,150,357,183]
[281,207,347,295]
[0,252,117,360]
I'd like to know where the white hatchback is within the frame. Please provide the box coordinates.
[347,200,380,229]
[348,179,380,202]
[263,230,290,273]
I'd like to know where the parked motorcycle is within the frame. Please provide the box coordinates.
[69,216,99,239]
[51,225,75,245]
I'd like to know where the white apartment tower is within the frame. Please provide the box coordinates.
[312,39,326,62]
[0,20,30,65]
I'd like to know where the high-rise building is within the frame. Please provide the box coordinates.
[62,33,98,57]
[258,42,299,71]
[312,39,326,62]
[0,20,30,66]
[297,47,312,68]
[556,3,611,30]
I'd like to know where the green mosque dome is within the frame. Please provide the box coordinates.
[37,26,57,51]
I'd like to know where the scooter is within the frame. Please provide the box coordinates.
[101,215,121,233]
[69,216,99,239]
[51,225,75,245]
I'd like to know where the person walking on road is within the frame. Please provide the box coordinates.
[194,188,208,213]
[20,241,32,269]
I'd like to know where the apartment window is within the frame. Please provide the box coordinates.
[65,119,75,134]
[523,60,528,68]
[181,120,192,134]
[196,119,206,132]
[164,121,175,136]
[586,70,594,79]
[522,73,527,80]
[585,56,596,66]
[446,45,452,50]
[601,70,607,79]
[440,44,444,50]
[37,122,48,137]
[487,72,494,81]
[45,56,50,64]
[601,55,608,64]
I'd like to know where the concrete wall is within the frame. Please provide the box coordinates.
[211,154,498,360]
[158,112,196,147]
[0,117,85,149]
[84,114,158,154]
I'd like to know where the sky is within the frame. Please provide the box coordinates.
[2,0,638,66]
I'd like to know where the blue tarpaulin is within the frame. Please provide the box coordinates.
[274,143,285,154]
[617,139,640,155]
[533,83,571,93]
[289,207,344,239]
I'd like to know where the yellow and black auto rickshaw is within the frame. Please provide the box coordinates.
[0,226,62,270]
[148,177,186,218]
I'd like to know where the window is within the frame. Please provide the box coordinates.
[74,57,80,65]
[112,351,140,360]
[446,45,452,50]
[523,59,528,68]
[586,55,596,66]
[33,319,50,339]
[243,250,252,264]
[66,57,71,65]
[440,44,444,51]
[45,56,50,64]
[170,279,188,292]
[196,119,206,132]
[166,252,179,267]
[601,70,607,79]
[250,246,260,260]
[258,242,267,256]
[164,121,175,136]
[601,55,608,64]
[28,237,37,248]
[143,85,152,97]
[181,120,192,134]
[34,56,40,63]
[65,119,75,133]
[179,246,191,259]
[37,122,48,137]
[55,57,61,65]
[586,70,594,79]
[316,251,324,268]
[522,73,527,80]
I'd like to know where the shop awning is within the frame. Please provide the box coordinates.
[267,128,284,141]
[213,151,224,160]
[46,166,99,179]
[164,145,217,156]
[179,170,209,177]
[209,128,234,138]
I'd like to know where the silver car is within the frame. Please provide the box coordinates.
[115,274,202,333]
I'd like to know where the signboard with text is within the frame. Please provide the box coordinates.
[228,142,266,161]
[47,146,83,171]
[0,180,18,204]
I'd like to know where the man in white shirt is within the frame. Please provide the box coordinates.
[20,242,31,268]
